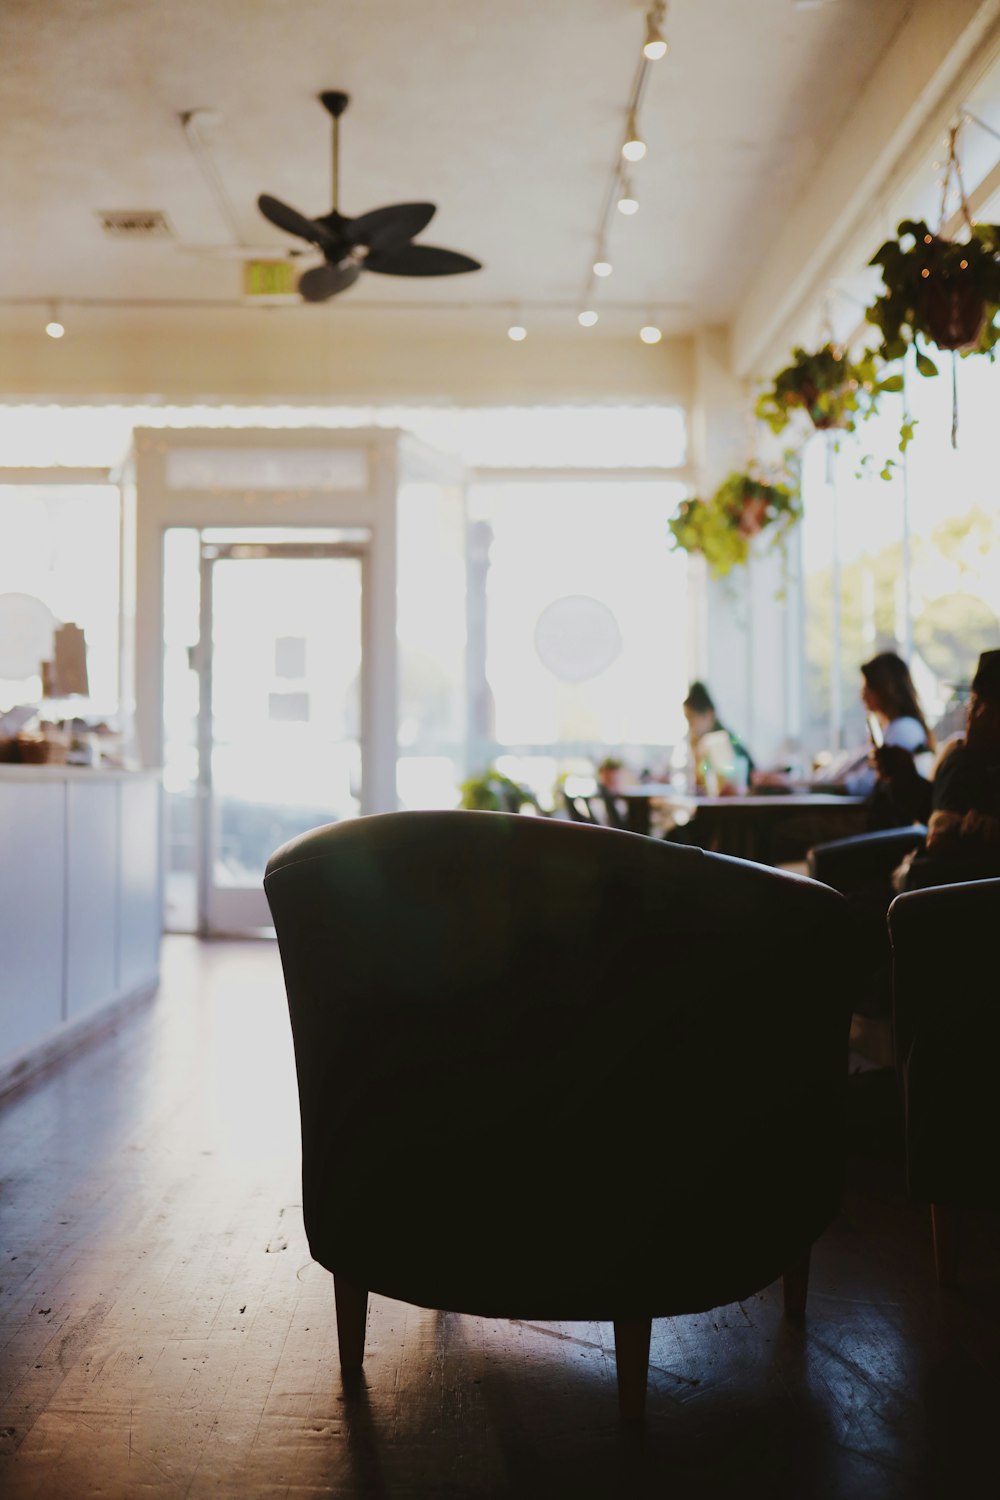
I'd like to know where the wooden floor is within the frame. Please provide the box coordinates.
[2,937,999,1499]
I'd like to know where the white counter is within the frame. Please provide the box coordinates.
[0,767,162,1093]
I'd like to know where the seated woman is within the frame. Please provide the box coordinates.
[844,651,935,809]
[680,680,754,793]
[900,649,1000,890]
[667,682,753,848]
[758,652,933,864]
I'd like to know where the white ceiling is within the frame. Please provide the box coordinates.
[0,0,914,344]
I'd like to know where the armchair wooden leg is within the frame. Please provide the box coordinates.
[333,1274,368,1371]
[782,1246,811,1323]
[930,1204,961,1288]
[613,1317,651,1424]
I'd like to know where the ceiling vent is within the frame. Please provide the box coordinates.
[98,210,173,239]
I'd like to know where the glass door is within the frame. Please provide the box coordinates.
[198,540,366,934]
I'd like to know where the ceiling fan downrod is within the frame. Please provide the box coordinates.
[319,91,350,214]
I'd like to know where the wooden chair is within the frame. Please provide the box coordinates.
[265,810,856,1421]
[562,786,629,829]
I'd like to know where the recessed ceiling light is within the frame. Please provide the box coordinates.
[639,324,662,344]
[507,324,527,342]
[593,260,613,278]
[578,310,599,327]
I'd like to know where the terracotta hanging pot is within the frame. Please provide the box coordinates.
[918,276,989,352]
[738,495,770,538]
[786,379,851,431]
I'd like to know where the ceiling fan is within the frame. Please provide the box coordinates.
[258,91,482,302]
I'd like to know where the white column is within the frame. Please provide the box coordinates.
[689,327,797,767]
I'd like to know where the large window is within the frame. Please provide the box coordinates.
[468,478,689,801]
[0,482,120,719]
[800,349,1000,755]
[0,403,688,809]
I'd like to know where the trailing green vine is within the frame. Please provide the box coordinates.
[755,343,902,435]
[668,470,801,578]
[866,218,1000,374]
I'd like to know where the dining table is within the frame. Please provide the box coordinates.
[610,784,869,864]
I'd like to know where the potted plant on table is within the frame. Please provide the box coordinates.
[459,767,538,813]
[668,469,801,578]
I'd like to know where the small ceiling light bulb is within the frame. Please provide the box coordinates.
[643,4,668,60]
[45,303,65,338]
[593,260,613,278]
[617,177,639,215]
[639,323,663,344]
[507,323,527,342]
[622,113,646,163]
[578,309,599,327]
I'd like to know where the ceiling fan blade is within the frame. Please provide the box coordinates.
[346,202,437,251]
[258,194,338,252]
[297,261,362,302]
[364,243,482,277]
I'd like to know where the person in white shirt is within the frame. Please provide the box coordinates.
[843,651,935,798]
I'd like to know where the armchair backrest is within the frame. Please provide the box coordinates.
[889,876,1000,1211]
[265,811,855,1320]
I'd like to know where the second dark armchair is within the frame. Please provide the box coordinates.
[889,876,1000,1284]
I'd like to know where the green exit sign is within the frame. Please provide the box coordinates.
[243,260,298,298]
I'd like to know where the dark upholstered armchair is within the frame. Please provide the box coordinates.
[265,811,856,1421]
[889,876,1000,1285]
[808,828,930,1066]
[807,826,928,895]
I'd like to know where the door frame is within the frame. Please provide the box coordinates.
[130,427,402,815]
[195,537,370,936]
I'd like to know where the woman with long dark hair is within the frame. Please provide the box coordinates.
[845,651,934,797]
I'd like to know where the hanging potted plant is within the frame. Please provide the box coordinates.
[865,217,1000,373]
[865,127,1000,376]
[668,470,800,579]
[755,343,902,436]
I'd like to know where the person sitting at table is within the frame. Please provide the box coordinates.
[757,652,934,860]
[755,651,932,799]
[828,649,1000,1037]
[681,681,754,793]
[895,647,1000,890]
[666,682,754,847]
[844,650,935,805]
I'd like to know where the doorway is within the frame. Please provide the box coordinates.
[174,537,368,935]
[135,425,468,935]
